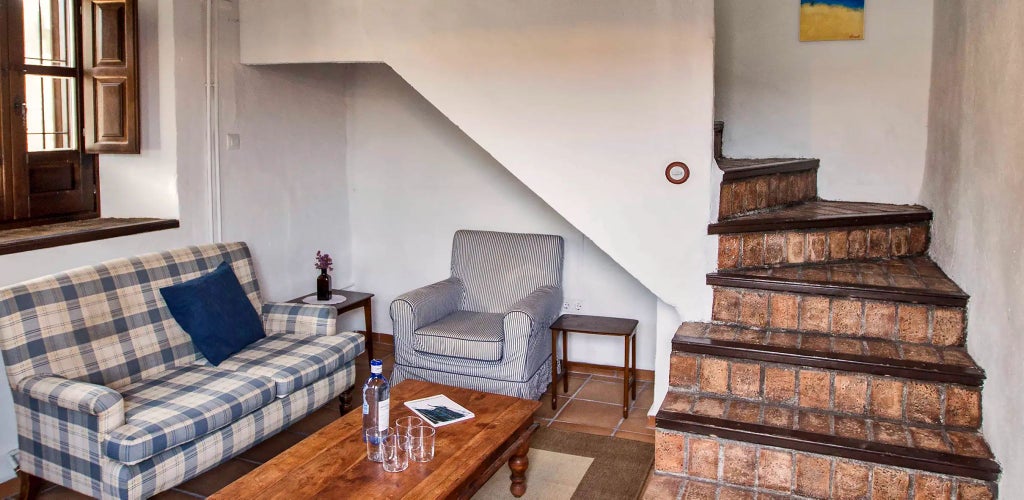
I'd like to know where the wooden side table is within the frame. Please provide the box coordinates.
[290,289,375,362]
[549,314,639,418]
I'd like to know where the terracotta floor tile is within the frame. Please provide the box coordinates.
[632,385,655,410]
[287,404,342,435]
[557,374,590,397]
[615,430,656,444]
[548,420,614,437]
[618,410,656,434]
[152,489,206,499]
[554,399,624,429]
[177,459,258,497]
[535,393,565,419]
[238,431,307,463]
[576,377,630,405]
[36,485,92,500]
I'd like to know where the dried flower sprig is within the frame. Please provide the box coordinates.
[314,251,333,271]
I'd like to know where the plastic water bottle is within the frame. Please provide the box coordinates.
[362,359,390,461]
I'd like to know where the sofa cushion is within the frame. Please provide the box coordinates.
[413,311,504,362]
[160,261,265,366]
[216,333,362,396]
[105,365,276,464]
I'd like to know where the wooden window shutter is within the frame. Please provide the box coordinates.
[82,0,140,154]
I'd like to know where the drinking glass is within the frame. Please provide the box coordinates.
[381,431,409,472]
[365,427,387,462]
[395,416,423,442]
[408,425,436,463]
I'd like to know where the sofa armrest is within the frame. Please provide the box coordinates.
[503,286,562,338]
[16,375,124,419]
[390,277,464,336]
[262,302,338,337]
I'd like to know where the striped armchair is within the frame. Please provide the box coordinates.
[390,230,564,400]
[0,243,364,499]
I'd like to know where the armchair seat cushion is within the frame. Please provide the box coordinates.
[216,333,362,396]
[105,366,276,464]
[413,311,505,362]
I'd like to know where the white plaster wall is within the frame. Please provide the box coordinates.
[715,0,934,204]
[343,64,659,370]
[242,0,717,418]
[0,0,213,482]
[215,0,353,302]
[922,1,1024,491]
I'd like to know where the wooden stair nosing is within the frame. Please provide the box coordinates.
[672,336,985,387]
[656,409,1001,482]
[708,208,932,235]
[720,158,820,182]
[706,273,969,308]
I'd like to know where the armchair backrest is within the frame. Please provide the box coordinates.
[0,243,261,390]
[450,230,564,313]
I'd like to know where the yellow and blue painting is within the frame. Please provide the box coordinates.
[800,0,865,41]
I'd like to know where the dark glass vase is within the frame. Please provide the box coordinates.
[316,269,332,300]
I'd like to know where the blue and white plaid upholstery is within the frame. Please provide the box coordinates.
[262,302,337,337]
[391,230,563,400]
[215,333,362,396]
[0,243,363,499]
[105,366,276,464]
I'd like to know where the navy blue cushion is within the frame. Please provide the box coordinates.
[160,261,265,366]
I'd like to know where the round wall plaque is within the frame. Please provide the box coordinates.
[665,162,690,184]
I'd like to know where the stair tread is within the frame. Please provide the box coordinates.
[707,255,969,306]
[710,199,931,233]
[656,391,1000,481]
[673,322,983,386]
[717,157,819,181]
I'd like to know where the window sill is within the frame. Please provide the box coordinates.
[0,218,180,256]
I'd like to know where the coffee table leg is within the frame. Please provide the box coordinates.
[509,438,530,497]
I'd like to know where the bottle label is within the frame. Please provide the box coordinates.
[362,400,369,415]
[378,399,390,433]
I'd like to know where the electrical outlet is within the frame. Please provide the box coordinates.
[573,300,584,312]
[562,301,571,311]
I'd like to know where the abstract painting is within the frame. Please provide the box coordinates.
[800,0,865,41]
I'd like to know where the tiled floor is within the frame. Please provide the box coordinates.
[17,342,655,498]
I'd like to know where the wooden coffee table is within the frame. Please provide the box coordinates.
[211,380,541,499]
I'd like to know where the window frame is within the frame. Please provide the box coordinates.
[1,0,99,230]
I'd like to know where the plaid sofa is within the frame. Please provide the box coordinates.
[390,230,563,400]
[0,243,364,499]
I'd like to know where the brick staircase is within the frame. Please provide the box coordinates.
[650,125,1001,498]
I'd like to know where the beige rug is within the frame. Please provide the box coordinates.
[473,427,654,500]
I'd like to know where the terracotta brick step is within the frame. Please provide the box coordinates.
[653,414,998,497]
[672,322,984,386]
[717,159,819,220]
[655,392,999,484]
[717,221,931,270]
[717,157,819,182]
[668,350,983,431]
[709,200,932,235]
[710,255,968,309]
[710,284,968,347]
[719,170,818,221]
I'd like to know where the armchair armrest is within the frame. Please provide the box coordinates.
[390,277,464,335]
[262,302,338,337]
[504,285,563,337]
[16,375,124,419]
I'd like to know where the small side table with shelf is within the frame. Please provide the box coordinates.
[549,313,639,418]
[290,289,375,362]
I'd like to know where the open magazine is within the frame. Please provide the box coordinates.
[403,394,475,427]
